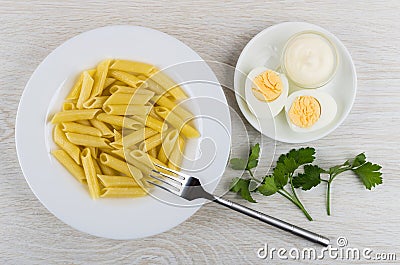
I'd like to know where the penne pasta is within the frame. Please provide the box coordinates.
[51,149,86,183]
[97,113,144,130]
[108,70,143,88]
[113,129,122,142]
[81,148,101,199]
[149,70,187,100]
[103,104,151,116]
[90,59,112,98]
[112,127,157,149]
[132,115,167,133]
[97,175,138,187]
[51,109,100,123]
[99,153,143,182]
[62,102,76,111]
[92,157,102,174]
[61,122,102,137]
[109,85,136,94]
[53,124,81,165]
[152,95,193,122]
[139,75,170,96]
[111,149,126,160]
[83,96,108,109]
[100,187,146,198]
[77,71,95,109]
[98,162,119,176]
[148,146,157,158]
[139,133,162,152]
[88,146,98,159]
[66,132,110,148]
[66,69,96,100]
[104,77,116,89]
[168,136,185,170]
[154,107,200,138]
[110,60,155,76]
[158,129,179,164]
[90,119,114,138]
[103,91,154,106]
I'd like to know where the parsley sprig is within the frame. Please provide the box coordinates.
[229,145,382,220]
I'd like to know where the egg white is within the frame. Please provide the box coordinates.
[244,67,289,119]
[284,89,337,132]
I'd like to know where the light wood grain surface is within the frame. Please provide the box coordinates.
[1,0,399,264]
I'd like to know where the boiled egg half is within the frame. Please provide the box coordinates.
[285,89,337,132]
[245,67,289,119]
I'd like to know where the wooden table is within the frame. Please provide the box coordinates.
[1,1,399,264]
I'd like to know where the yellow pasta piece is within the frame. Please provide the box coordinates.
[90,59,112,98]
[61,122,102,137]
[110,60,155,76]
[132,115,167,133]
[99,153,143,182]
[98,162,119,176]
[92,158,102,174]
[112,127,157,149]
[111,149,125,159]
[109,85,136,94]
[62,102,76,111]
[154,107,199,138]
[83,96,108,109]
[113,129,122,142]
[90,119,114,138]
[51,149,85,183]
[77,71,95,109]
[103,91,154,105]
[149,70,187,100]
[104,77,116,89]
[168,136,185,170]
[97,175,138,187]
[108,70,143,88]
[148,146,157,158]
[153,95,193,122]
[97,113,144,130]
[88,146,98,159]
[139,133,162,152]
[100,187,146,198]
[103,104,151,116]
[158,129,179,164]
[81,148,101,199]
[51,109,100,123]
[66,69,96,100]
[75,120,91,126]
[53,124,81,165]
[139,75,170,96]
[66,132,110,148]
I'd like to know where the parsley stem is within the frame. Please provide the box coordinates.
[247,169,262,183]
[289,173,313,221]
[278,188,313,221]
[327,179,332,215]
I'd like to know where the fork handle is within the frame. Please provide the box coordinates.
[212,197,330,246]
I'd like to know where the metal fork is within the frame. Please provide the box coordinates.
[148,164,330,247]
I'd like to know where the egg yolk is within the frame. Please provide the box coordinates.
[288,96,321,128]
[252,70,283,102]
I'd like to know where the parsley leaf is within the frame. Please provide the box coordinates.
[257,176,278,196]
[352,153,366,168]
[352,162,382,190]
[230,158,247,170]
[247,143,260,170]
[293,165,324,190]
[278,147,316,166]
[230,177,256,202]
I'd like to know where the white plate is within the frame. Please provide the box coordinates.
[16,26,231,239]
[234,22,357,143]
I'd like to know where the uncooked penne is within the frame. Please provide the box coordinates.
[91,59,112,98]
[97,113,143,130]
[77,71,94,109]
[132,115,167,133]
[61,122,102,137]
[104,77,116,89]
[75,120,91,126]
[113,129,122,142]
[51,109,100,123]
[168,136,185,170]
[81,148,101,199]
[51,149,85,183]
[100,187,146,198]
[158,129,179,164]
[109,60,155,76]
[108,70,143,88]
[109,85,136,94]
[112,127,157,149]
[103,104,151,116]
[66,69,96,100]
[154,107,199,138]
[98,162,119,176]
[83,96,108,109]
[103,91,154,105]
[66,132,110,148]
[97,175,138,187]
[53,124,81,165]
[90,119,113,137]
[62,102,76,111]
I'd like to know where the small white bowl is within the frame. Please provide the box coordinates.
[234,22,357,143]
